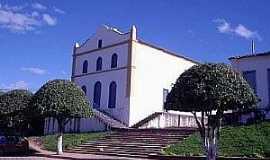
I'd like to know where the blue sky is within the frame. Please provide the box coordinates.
[0,0,269,91]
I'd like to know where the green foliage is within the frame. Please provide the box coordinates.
[164,133,204,156]
[0,91,4,96]
[0,89,33,122]
[0,89,33,133]
[165,63,258,112]
[164,122,270,158]
[41,132,106,151]
[30,79,92,120]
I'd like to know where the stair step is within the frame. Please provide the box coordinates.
[83,141,173,146]
[66,128,196,158]
[101,136,186,139]
[110,133,192,136]
[91,140,182,143]
[71,147,162,152]
[65,149,161,158]
[79,144,165,148]
[93,136,185,140]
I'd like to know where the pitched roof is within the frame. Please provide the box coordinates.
[229,51,270,60]
[137,39,200,64]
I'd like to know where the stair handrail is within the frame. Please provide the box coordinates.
[131,112,163,128]
[93,109,127,129]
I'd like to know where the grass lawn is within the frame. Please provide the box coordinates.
[41,132,106,151]
[164,122,270,158]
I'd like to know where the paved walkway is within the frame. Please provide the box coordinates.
[0,137,152,160]
[37,152,150,160]
[0,142,151,160]
[0,152,150,160]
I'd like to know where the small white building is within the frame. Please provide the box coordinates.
[229,51,270,119]
[44,25,200,134]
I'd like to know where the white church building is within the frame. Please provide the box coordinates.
[44,25,200,134]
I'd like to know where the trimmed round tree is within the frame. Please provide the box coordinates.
[0,91,4,96]
[165,63,258,160]
[30,79,92,154]
[0,89,33,132]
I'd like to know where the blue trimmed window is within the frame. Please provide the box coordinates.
[243,70,257,94]
[98,39,102,48]
[93,81,101,108]
[108,81,117,108]
[82,60,88,73]
[163,88,169,110]
[81,85,87,95]
[111,53,118,68]
[268,69,270,105]
[96,57,102,71]
[163,89,169,104]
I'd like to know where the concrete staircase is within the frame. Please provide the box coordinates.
[93,109,128,129]
[65,128,197,158]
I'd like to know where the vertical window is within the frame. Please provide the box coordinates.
[98,39,102,48]
[81,85,87,95]
[52,118,55,133]
[108,81,117,108]
[47,118,50,133]
[76,118,80,133]
[96,57,102,71]
[163,88,169,111]
[82,60,88,73]
[163,89,169,104]
[69,120,72,132]
[267,68,270,107]
[111,53,118,68]
[93,81,101,108]
[243,70,257,94]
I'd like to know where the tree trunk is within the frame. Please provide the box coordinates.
[57,133,63,155]
[57,119,64,155]
[206,116,218,160]
[206,126,217,160]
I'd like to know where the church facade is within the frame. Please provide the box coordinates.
[44,25,200,134]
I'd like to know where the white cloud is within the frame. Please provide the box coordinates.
[0,4,26,11]
[61,70,67,75]
[32,3,47,10]
[53,7,65,14]
[1,81,29,90]
[21,67,47,75]
[0,9,41,33]
[214,19,262,41]
[31,11,39,17]
[0,2,62,33]
[234,24,261,40]
[214,19,232,33]
[43,14,57,26]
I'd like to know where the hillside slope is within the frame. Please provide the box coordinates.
[164,122,270,158]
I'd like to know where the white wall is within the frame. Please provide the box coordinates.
[74,41,129,75]
[73,26,131,125]
[73,69,130,125]
[44,117,106,134]
[230,55,270,109]
[128,41,197,126]
[139,113,201,129]
[70,25,198,130]
[75,25,130,54]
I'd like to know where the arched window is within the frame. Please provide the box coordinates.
[81,85,87,95]
[82,60,88,73]
[111,53,118,68]
[93,81,101,108]
[98,39,102,48]
[96,57,102,71]
[108,81,117,108]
